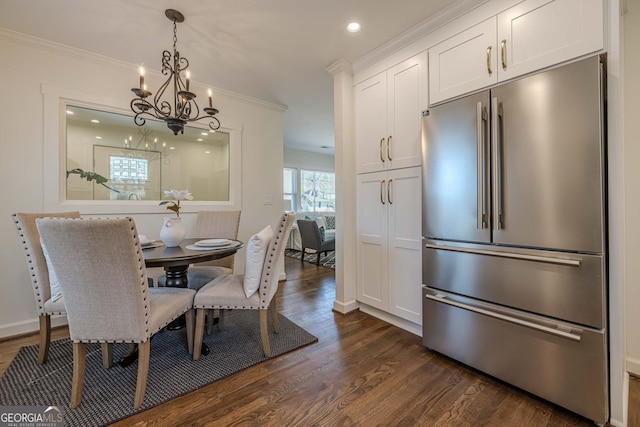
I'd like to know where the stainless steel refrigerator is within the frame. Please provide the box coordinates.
[421,55,607,424]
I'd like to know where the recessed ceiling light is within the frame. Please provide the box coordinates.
[169,146,175,150]
[347,22,361,33]
[197,138,203,142]
[91,119,99,124]
[205,151,211,154]
[201,132,208,136]
[95,136,102,139]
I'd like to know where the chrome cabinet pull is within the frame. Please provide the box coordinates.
[387,179,393,204]
[423,243,582,267]
[501,39,507,69]
[486,46,492,75]
[380,180,386,204]
[476,102,488,229]
[491,97,504,230]
[387,136,392,161]
[425,293,582,342]
[379,138,385,162]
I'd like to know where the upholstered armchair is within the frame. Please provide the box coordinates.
[192,212,295,359]
[37,217,196,409]
[12,211,80,364]
[296,219,336,265]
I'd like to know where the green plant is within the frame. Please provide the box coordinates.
[66,168,120,193]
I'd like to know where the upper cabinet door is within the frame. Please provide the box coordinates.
[355,72,388,174]
[429,18,497,105]
[497,0,604,82]
[387,52,428,170]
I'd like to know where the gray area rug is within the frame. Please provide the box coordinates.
[285,249,335,269]
[0,311,317,427]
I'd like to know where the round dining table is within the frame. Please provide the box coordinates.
[116,238,244,366]
[143,238,244,288]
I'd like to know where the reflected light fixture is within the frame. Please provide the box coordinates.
[130,9,220,136]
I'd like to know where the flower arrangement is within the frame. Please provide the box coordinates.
[159,189,193,217]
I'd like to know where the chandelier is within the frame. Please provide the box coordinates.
[130,9,220,136]
[123,127,169,163]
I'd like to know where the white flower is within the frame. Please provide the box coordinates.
[163,189,193,201]
[160,189,193,217]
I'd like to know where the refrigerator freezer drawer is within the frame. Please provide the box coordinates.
[423,241,605,328]
[422,287,607,424]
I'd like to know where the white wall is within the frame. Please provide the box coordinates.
[0,30,286,338]
[284,148,334,172]
[624,1,640,375]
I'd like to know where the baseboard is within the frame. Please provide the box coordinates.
[0,315,67,340]
[358,304,422,337]
[279,272,286,281]
[626,357,640,377]
[332,299,359,314]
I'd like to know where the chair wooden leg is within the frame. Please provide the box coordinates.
[218,309,225,331]
[134,340,150,409]
[185,309,194,355]
[71,343,86,409]
[193,309,206,360]
[206,309,214,335]
[101,343,113,368]
[260,309,271,357]
[301,248,305,262]
[37,315,51,365]
[270,298,280,334]
[316,252,321,265]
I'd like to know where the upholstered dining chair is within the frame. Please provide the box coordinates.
[157,210,242,290]
[297,219,336,266]
[192,212,295,360]
[12,211,80,364]
[37,217,196,409]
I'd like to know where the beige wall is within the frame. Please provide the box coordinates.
[624,1,640,375]
[284,148,334,172]
[0,31,285,337]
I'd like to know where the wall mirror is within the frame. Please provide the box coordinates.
[65,105,230,202]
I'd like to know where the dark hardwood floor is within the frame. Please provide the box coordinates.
[1,257,605,426]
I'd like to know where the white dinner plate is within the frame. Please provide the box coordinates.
[186,241,239,251]
[195,238,232,247]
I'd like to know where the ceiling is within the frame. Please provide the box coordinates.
[0,0,460,154]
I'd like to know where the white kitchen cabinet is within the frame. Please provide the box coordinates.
[355,52,427,174]
[429,0,604,104]
[356,167,422,324]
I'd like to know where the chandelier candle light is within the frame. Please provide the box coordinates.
[130,9,220,135]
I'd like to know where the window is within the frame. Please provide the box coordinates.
[283,168,296,211]
[300,169,335,212]
[109,156,149,181]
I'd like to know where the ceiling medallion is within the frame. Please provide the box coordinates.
[130,9,220,135]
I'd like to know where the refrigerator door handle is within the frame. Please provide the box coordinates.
[425,292,583,342]
[476,101,487,229]
[492,97,504,230]
[423,243,582,267]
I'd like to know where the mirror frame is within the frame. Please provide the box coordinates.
[42,84,242,214]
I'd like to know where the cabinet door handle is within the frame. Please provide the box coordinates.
[501,39,507,69]
[387,136,392,161]
[387,179,393,204]
[486,46,492,75]
[379,138,385,162]
[380,180,386,205]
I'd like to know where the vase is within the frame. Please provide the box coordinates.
[160,217,185,247]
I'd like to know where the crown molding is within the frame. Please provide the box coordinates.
[0,27,287,113]
[353,0,488,73]
[326,58,353,76]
